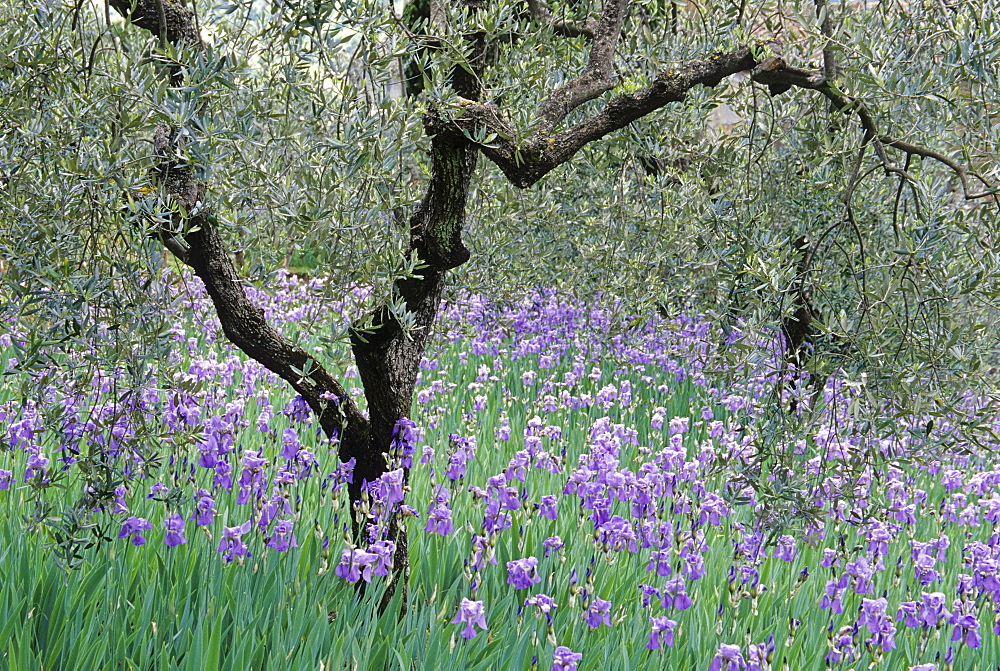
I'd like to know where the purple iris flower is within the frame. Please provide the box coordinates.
[668,417,689,435]
[844,556,875,594]
[469,534,497,571]
[390,418,419,468]
[334,548,370,583]
[825,626,858,664]
[746,636,774,669]
[950,613,982,648]
[505,450,530,482]
[507,556,541,589]
[639,585,661,608]
[941,469,963,490]
[773,535,798,561]
[282,395,310,423]
[334,541,395,583]
[236,451,267,505]
[542,536,564,558]
[914,553,940,585]
[647,549,672,577]
[858,598,896,652]
[647,616,676,650]
[525,593,557,620]
[0,469,13,490]
[198,435,218,468]
[598,515,638,553]
[697,493,729,526]
[446,434,477,480]
[24,451,49,482]
[896,601,919,628]
[681,552,705,580]
[865,522,894,557]
[423,502,454,536]
[708,644,746,671]
[446,452,468,480]
[279,428,300,460]
[537,495,558,520]
[551,646,582,671]
[373,468,406,506]
[368,540,395,577]
[583,597,612,628]
[213,459,233,491]
[190,489,216,526]
[495,417,511,441]
[111,485,128,515]
[266,519,298,552]
[919,592,951,627]
[162,513,187,547]
[451,598,488,639]
[218,520,253,562]
[738,565,760,588]
[661,575,693,610]
[118,516,153,546]
[820,578,847,613]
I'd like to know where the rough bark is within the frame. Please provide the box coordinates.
[450,47,760,188]
[533,0,628,136]
[144,128,372,455]
[781,235,822,413]
[108,0,202,48]
[111,0,385,596]
[348,9,484,609]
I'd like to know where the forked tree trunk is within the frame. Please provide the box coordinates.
[349,124,479,605]
[109,0,483,610]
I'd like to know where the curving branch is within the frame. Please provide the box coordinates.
[751,58,999,202]
[429,43,996,203]
[533,0,629,136]
[436,47,758,187]
[111,0,371,454]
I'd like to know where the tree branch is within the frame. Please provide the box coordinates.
[108,0,202,48]
[110,0,371,450]
[533,0,629,136]
[751,58,998,202]
[430,44,996,203]
[150,126,371,450]
[439,46,758,187]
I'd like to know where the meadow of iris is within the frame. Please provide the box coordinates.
[1,271,998,670]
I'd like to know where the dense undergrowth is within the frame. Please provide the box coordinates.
[2,271,999,670]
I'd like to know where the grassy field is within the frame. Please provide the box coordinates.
[1,272,997,670]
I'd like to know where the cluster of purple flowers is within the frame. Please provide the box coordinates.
[6,273,1000,669]
[334,541,395,583]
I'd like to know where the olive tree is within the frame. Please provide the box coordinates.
[2,0,997,590]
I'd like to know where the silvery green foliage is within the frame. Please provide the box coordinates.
[458,1,1000,445]
[1,0,998,525]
